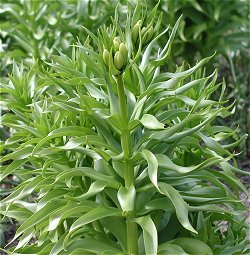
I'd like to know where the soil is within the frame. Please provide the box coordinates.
[0,222,17,255]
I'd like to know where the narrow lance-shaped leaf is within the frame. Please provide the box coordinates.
[32,126,96,154]
[11,200,65,244]
[0,159,27,181]
[54,167,120,189]
[1,176,44,203]
[140,26,169,70]
[0,146,33,163]
[141,149,162,193]
[158,182,197,234]
[63,206,122,249]
[69,180,108,201]
[156,154,223,174]
[47,201,98,231]
[152,15,183,67]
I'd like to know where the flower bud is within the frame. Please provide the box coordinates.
[113,37,121,52]
[103,49,110,66]
[132,20,142,44]
[119,43,128,63]
[113,37,121,44]
[114,51,124,70]
[141,26,154,45]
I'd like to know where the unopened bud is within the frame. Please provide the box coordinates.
[114,51,124,70]
[113,37,120,52]
[103,49,110,66]
[119,43,128,63]
[141,26,154,45]
[132,20,142,44]
[113,37,121,44]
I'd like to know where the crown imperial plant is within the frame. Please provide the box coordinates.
[0,1,248,255]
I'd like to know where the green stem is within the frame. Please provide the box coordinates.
[116,74,138,255]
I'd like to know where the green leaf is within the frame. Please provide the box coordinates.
[1,176,44,203]
[140,114,165,130]
[61,135,115,152]
[69,206,121,232]
[43,69,75,97]
[152,54,214,82]
[156,154,223,174]
[117,185,136,212]
[158,243,188,255]
[69,180,108,201]
[47,201,98,231]
[32,126,96,154]
[65,239,123,254]
[140,26,169,70]
[63,206,122,248]
[101,217,127,253]
[52,101,84,113]
[130,96,148,121]
[169,237,213,255]
[54,167,120,189]
[0,146,33,162]
[49,232,68,255]
[152,15,183,67]
[141,114,195,144]
[12,200,65,243]
[0,159,27,181]
[141,149,161,193]
[142,197,174,214]
[158,182,197,234]
[135,215,157,255]
[107,114,124,133]
[15,227,34,250]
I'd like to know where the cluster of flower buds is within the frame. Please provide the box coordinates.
[132,20,154,46]
[103,37,128,74]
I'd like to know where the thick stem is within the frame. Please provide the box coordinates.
[116,74,138,255]
[126,216,138,255]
